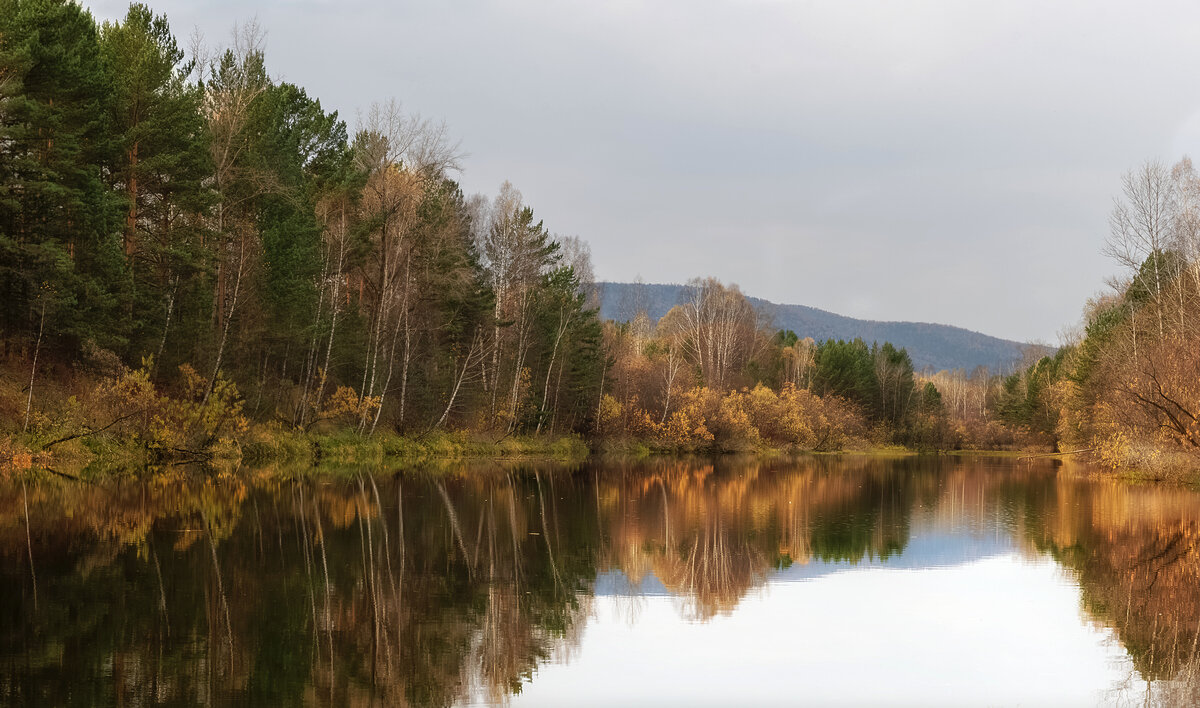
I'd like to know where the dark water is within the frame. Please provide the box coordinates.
[2,455,1199,707]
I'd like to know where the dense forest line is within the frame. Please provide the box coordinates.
[0,0,608,461]
[1,0,1198,477]
[0,0,936,465]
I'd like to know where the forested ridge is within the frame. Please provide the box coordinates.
[2,0,1199,478]
[598,281,1039,372]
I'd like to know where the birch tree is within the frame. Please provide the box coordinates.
[200,23,271,402]
[479,182,559,430]
[680,277,755,390]
[352,100,461,434]
[1105,160,1175,340]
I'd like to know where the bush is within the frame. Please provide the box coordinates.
[92,360,249,453]
[602,383,868,452]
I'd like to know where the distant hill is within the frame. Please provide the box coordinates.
[596,282,1044,372]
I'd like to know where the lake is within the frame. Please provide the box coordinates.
[2,455,1198,706]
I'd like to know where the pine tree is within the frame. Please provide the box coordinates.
[0,0,124,349]
[100,3,214,363]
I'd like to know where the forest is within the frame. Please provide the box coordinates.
[2,0,1199,478]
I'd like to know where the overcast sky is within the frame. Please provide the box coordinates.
[90,0,1200,342]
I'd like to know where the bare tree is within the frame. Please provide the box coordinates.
[479,182,559,430]
[679,277,755,390]
[353,100,463,434]
[200,22,272,403]
[1170,157,1200,334]
[781,336,815,389]
[297,186,355,427]
[655,307,690,422]
[557,234,597,305]
[1105,160,1175,340]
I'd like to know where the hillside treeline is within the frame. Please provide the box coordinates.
[597,276,1049,452]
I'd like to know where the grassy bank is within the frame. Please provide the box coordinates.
[244,428,590,466]
[0,414,1101,479]
[0,423,1004,478]
[0,354,591,476]
[0,427,590,478]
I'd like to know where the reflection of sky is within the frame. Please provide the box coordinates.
[500,556,1135,707]
[470,521,1142,707]
[594,526,1019,596]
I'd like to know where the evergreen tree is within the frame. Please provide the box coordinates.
[100,3,214,362]
[253,81,348,383]
[873,341,915,429]
[813,338,880,416]
[0,0,123,348]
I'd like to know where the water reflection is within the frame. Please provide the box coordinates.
[1,456,1198,705]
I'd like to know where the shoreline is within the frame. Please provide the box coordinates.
[5,428,1196,486]
[0,428,1086,472]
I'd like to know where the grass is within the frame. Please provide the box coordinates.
[306,429,589,465]
[2,422,591,478]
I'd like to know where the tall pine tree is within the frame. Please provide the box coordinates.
[0,0,124,350]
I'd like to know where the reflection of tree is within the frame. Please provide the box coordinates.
[3,457,1200,703]
[296,469,600,706]
[0,467,602,706]
[1025,476,1200,683]
[590,456,921,619]
[0,472,250,705]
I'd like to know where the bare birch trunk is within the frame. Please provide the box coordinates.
[23,302,45,433]
[311,204,347,421]
[204,233,245,405]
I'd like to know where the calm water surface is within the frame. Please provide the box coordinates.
[2,456,1199,706]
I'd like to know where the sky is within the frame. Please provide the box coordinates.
[89,0,1200,343]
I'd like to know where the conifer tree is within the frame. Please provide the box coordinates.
[0,0,123,348]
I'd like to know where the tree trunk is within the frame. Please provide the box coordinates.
[152,277,178,380]
[435,333,482,430]
[204,233,245,405]
[535,306,570,434]
[22,302,45,433]
[312,203,347,421]
[396,257,413,432]
[125,142,139,258]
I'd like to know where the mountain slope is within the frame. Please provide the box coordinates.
[596,282,1040,372]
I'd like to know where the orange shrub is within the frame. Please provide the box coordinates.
[662,387,717,447]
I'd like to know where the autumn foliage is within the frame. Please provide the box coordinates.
[598,383,866,452]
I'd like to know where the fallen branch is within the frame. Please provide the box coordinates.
[167,446,212,461]
[1018,448,1094,461]
[39,409,148,451]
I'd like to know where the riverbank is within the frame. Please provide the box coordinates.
[5,430,1200,487]
[0,351,1053,478]
[0,424,1020,479]
[0,427,591,478]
